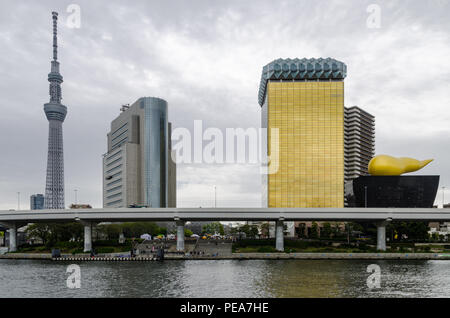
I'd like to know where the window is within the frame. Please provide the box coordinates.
[106,164,122,174]
[106,149,122,162]
[107,185,122,193]
[107,178,122,187]
[107,192,122,199]
[106,199,122,206]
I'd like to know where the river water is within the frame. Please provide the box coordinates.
[0,259,449,297]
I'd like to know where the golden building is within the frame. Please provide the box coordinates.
[259,58,346,234]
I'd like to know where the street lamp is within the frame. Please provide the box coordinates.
[364,186,368,208]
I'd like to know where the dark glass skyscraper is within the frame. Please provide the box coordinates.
[30,194,45,210]
[43,12,67,209]
[102,97,176,208]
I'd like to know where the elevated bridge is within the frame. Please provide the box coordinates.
[1,207,448,253]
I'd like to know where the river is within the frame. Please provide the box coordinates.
[1,259,449,297]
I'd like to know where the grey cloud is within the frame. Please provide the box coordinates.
[0,0,449,209]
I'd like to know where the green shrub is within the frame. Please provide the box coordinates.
[95,247,115,254]
[93,240,119,246]
[358,244,369,251]
[117,246,131,252]
[54,241,82,250]
[71,248,84,255]
[391,242,414,249]
[234,239,275,247]
[257,246,277,253]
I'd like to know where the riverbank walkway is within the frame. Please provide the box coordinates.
[1,252,450,261]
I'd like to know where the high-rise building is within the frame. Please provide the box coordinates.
[168,122,177,208]
[30,194,45,210]
[344,106,375,182]
[102,97,176,208]
[44,12,67,209]
[259,58,346,236]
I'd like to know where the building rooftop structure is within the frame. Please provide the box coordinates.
[258,58,347,106]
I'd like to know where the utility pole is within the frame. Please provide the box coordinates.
[347,223,350,244]
[74,189,78,205]
[17,192,20,210]
[214,185,217,208]
[443,186,446,208]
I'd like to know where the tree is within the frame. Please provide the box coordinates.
[310,222,319,239]
[118,222,161,238]
[96,222,162,239]
[405,222,429,241]
[97,224,121,240]
[321,222,332,239]
[158,227,167,236]
[431,232,439,241]
[239,224,250,234]
[202,222,224,235]
[26,224,51,244]
[26,222,84,245]
[184,229,193,237]
[249,225,259,238]
[386,221,429,242]
[296,223,306,238]
[260,222,270,238]
[331,222,341,238]
[50,223,83,242]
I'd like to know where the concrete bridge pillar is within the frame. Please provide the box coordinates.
[8,223,17,252]
[376,221,387,251]
[83,221,93,253]
[176,220,185,252]
[275,220,284,251]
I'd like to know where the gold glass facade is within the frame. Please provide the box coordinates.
[266,80,344,208]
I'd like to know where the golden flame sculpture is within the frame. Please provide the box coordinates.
[368,155,433,176]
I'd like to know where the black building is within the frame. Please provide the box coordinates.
[346,175,440,208]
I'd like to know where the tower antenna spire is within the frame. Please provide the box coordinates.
[52,11,58,61]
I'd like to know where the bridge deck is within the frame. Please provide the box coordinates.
[1,207,450,224]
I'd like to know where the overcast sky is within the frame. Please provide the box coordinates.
[0,0,449,210]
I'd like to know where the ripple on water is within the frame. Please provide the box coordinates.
[1,259,450,298]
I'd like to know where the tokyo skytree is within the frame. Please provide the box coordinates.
[44,12,67,209]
